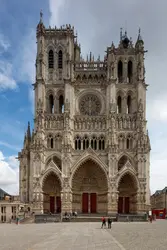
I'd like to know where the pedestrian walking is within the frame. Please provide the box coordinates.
[101,216,106,228]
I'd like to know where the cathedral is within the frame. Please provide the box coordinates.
[18,13,151,216]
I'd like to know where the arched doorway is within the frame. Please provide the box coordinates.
[72,159,108,214]
[42,172,62,214]
[118,173,138,214]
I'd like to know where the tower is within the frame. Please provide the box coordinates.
[18,13,150,215]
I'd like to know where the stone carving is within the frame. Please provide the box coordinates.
[79,94,101,116]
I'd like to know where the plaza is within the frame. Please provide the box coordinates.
[0,220,167,250]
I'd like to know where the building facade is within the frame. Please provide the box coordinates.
[18,14,151,215]
[151,188,167,210]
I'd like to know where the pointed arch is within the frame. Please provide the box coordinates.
[41,167,63,189]
[70,153,108,186]
[116,169,140,189]
[58,50,63,69]
[48,49,54,69]
[128,60,133,83]
[118,152,134,165]
[118,60,123,83]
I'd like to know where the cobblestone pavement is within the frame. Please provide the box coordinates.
[0,220,167,250]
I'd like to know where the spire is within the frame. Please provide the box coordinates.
[40,9,43,23]
[27,122,31,140]
[135,27,144,48]
[120,28,123,41]
[36,10,45,37]
[137,27,143,42]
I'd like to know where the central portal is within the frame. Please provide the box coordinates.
[72,159,108,214]
[82,193,97,213]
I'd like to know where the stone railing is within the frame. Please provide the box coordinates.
[75,61,107,71]
[45,114,64,129]
[74,115,106,131]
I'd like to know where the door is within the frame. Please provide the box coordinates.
[90,193,97,213]
[118,197,123,213]
[56,196,61,213]
[124,197,130,214]
[82,193,89,213]
[50,196,55,214]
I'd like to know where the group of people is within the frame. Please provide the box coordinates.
[64,211,78,220]
[101,216,113,229]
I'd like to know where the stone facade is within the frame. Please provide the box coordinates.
[151,187,167,210]
[18,13,151,215]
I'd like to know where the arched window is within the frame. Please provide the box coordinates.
[118,134,125,149]
[99,136,105,150]
[118,155,128,171]
[75,136,81,150]
[117,96,122,114]
[83,136,89,149]
[118,60,123,83]
[127,95,132,114]
[48,50,54,69]
[48,94,54,114]
[58,50,63,69]
[75,140,77,150]
[128,61,133,83]
[51,138,53,149]
[126,138,130,149]
[59,95,64,113]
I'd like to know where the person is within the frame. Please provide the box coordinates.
[107,217,111,228]
[101,216,106,228]
[108,217,113,229]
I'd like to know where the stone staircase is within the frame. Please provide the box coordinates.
[19,215,35,224]
[117,213,148,222]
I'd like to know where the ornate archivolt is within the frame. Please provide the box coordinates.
[40,166,63,189]
[116,169,140,190]
[70,149,108,187]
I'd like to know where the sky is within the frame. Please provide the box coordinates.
[0,0,167,195]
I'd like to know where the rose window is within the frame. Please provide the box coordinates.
[79,94,101,115]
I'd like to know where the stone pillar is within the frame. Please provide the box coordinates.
[61,177,72,213]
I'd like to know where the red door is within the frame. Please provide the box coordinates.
[82,193,89,213]
[50,196,55,213]
[56,196,61,213]
[118,197,123,213]
[124,197,130,214]
[90,193,97,213]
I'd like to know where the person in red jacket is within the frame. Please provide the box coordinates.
[101,216,106,228]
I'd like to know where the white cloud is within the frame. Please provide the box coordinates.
[0,33,10,52]
[0,61,17,91]
[0,151,19,195]
[147,95,167,122]
[49,0,67,27]
[16,29,36,83]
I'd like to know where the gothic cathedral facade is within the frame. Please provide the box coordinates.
[18,16,151,215]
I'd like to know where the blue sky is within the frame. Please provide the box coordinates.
[0,0,167,194]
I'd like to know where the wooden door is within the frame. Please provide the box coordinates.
[56,196,61,213]
[90,193,97,213]
[124,197,130,214]
[118,197,123,213]
[82,193,89,213]
[50,196,55,214]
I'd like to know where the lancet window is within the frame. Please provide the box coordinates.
[48,50,54,69]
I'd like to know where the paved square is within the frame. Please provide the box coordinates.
[0,220,167,249]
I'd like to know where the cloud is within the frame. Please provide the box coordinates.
[0,33,10,52]
[49,0,67,27]
[0,151,19,195]
[147,95,167,122]
[0,61,17,91]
